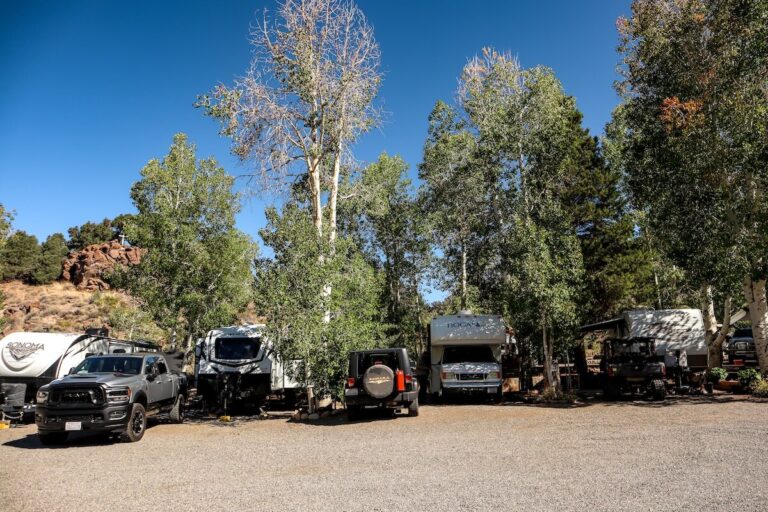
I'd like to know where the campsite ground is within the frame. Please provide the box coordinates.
[1,395,767,511]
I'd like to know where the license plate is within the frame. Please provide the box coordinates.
[487,388,497,393]
[64,421,82,431]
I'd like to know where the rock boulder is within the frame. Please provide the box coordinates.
[61,241,143,291]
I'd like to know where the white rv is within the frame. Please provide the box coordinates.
[582,309,708,369]
[194,324,300,410]
[427,311,506,399]
[0,331,158,409]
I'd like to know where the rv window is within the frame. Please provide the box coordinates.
[442,346,496,364]
[214,337,261,360]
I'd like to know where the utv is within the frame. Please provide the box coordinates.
[344,348,419,420]
[602,337,667,401]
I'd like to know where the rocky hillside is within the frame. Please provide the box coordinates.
[62,240,142,291]
[1,280,133,336]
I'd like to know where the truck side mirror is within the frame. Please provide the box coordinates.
[68,367,76,375]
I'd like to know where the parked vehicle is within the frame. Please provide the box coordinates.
[423,311,506,401]
[344,348,419,419]
[0,331,158,415]
[581,309,708,370]
[725,328,757,365]
[34,353,187,444]
[602,338,667,400]
[194,324,300,411]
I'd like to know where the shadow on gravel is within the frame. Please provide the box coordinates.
[2,419,163,450]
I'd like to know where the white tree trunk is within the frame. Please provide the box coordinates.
[541,314,558,391]
[743,276,768,374]
[460,241,468,310]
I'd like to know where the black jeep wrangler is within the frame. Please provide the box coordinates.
[602,337,667,401]
[344,348,419,420]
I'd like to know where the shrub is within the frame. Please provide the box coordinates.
[737,368,762,387]
[706,367,728,383]
[751,379,768,398]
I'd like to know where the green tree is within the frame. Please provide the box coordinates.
[118,134,257,347]
[67,215,133,251]
[31,233,68,284]
[1,231,40,282]
[616,0,768,370]
[0,204,13,330]
[341,153,431,355]
[255,204,385,397]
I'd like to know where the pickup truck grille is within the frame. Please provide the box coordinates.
[458,373,485,381]
[45,414,103,424]
[50,387,105,406]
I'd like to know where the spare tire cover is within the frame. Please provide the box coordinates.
[363,364,394,399]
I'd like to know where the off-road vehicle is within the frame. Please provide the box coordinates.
[35,353,187,444]
[602,337,666,401]
[344,348,419,420]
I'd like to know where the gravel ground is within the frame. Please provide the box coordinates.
[1,396,767,511]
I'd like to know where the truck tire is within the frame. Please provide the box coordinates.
[362,364,394,399]
[169,394,185,423]
[651,380,667,401]
[408,398,419,417]
[39,432,68,446]
[121,403,147,443]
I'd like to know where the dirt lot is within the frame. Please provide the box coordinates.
[1,396,767,511]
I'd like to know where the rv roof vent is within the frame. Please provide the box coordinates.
[458,309,473,316]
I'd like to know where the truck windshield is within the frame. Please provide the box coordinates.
[442,346,496,364]
[214,337,261,360]
[74,356,142,375]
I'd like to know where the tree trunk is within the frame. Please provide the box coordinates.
[702,285,718,365]
[460,242,467,310]
[744,276,768,374]
[541,314,558,391]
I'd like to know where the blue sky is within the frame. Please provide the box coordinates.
[0,0,631,250]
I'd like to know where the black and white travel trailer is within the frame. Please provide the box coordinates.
[0,331,159,412]
[194,324,300,411]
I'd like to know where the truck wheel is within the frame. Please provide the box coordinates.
[408,398,419,417]
[121,403,147,442]
[39,432,68,446]
[651,380,667,401]
[169,394,185,424]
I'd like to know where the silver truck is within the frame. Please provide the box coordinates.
[34,353,187,444]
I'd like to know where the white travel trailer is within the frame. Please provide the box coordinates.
[0,331,158,409]
[581,309,708,369]
[194,324,300,410]
[427,311,507,399]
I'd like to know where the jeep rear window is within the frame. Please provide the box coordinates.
[360,353,397,372]
[214,337,261,360]
[442,346,495,364]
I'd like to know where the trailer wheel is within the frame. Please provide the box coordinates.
[39,432,68,446]
[169,394,185,423]
[120,403,146,442]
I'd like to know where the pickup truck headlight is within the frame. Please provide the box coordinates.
[441,372,456,381]
[36,390,49,404]
[486,371,501,380]
[106,388,132,403]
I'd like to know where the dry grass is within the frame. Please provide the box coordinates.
[1,280,131,336]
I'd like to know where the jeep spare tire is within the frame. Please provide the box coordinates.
[363,364,395,399]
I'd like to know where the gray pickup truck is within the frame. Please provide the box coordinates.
[34,352,187,444]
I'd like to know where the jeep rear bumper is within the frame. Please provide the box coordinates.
[344,389,418,407]
[35,404,132,433]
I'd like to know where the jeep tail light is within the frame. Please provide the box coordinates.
[347,377,356,388]
[661,365,666,377]
[607,367,614,377]
[405,374,413,384]
[395,369,405,392]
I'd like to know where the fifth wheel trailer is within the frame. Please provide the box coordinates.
[194,324,300,410]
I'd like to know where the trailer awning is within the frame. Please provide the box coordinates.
[579,318,625,333]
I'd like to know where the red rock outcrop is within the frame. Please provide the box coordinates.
[61,241,143,291]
